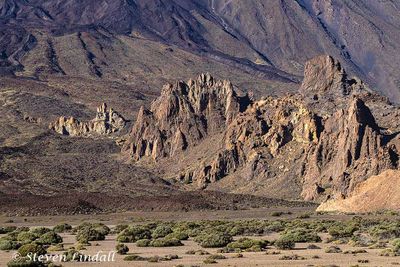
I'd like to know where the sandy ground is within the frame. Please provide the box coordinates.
[1,208,400,266]
[1,233,399,267]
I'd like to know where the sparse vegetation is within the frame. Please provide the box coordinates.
[194,231,233,248]
[116,243,129,255]
[53,223,72,233]
[18,243,47,257]
[325,246,342,253]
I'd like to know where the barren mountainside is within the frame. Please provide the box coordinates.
[1,0,400,100]
[1,0,400,214]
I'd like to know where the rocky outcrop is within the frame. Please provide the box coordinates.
[178,97,320,186]
[316,170,400,212]
[301,97,397,200]
[51,103,126,136]
[124,56,400,202]
[123,73,251,160]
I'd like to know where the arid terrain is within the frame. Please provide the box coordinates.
[1,210,400,267]
[1,0,400,266]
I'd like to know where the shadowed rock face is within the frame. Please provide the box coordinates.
[50,103,126,136]
[125,55,400,201]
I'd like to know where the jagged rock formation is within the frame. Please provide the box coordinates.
[124,55,400,202]
[51,103,126,136]
[316,170,400,212]
[301,97,397,200]
[123,73,250,160]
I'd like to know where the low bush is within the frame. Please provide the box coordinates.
[207,254,226,260]
[136,239,151,247]
[18,243,47,257]
[7,257,46,267]
[149,238,183,247]
[113,224,128,234]
[194,231,233,248]
[325,246,342,253]
[117,226,151,243]
[0,239,21,250]
[227,238,268,251]
[185,249,209,255]
[165,231,189,240]
[0,226,17,234]
[307,244,321,249]
[124,255,147,261]
[116,243,129,255]
[279,254,306,260]
[379,248,400,257]
[343,249,367,254]
[53,223,72,233]
[152,225,173,239]
[30,228,51,236]
[76,225,106,244]
[328,223,358,239]
[274,236,295,250]
[37,232,62,245]
[271,211,284,217]
[280,228,321,243]
[16,232,38,245]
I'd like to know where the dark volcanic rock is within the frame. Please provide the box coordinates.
[1,0,400,101]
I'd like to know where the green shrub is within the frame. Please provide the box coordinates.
[136,239,151,247]
[379,248,400,257]
[149,238,183,247]
[124,255,147,261]
[16,232,38,245]
[7,257,46,267]
[116,243,129,255]
[391,239,400,252]
[0,239,21,250]
[165,231,189,240]
[280,228,321,243]
[18,243,46,257]
[113,224,128,234]
[203,258,217,264]
[117,226,151,243]
[207,254,226,260]
[30,228,51,236]
[275,236,295,250]
[325,246,342,253]
[185,249,210,255]
[53,223,72,233]
[227,238,268,251]
[76,226,106,243]
[37,232,62,245]
[328,224,358,239]
[194,231,233,248]
[369,222,400,240]
[152,225,173,239]
[0,226,17,234]
[279,254,306,260]
[271,211,284,217]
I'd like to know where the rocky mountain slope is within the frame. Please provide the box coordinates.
[317,170,400,213]
[0,0,400,101]
[125,55,400,202]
